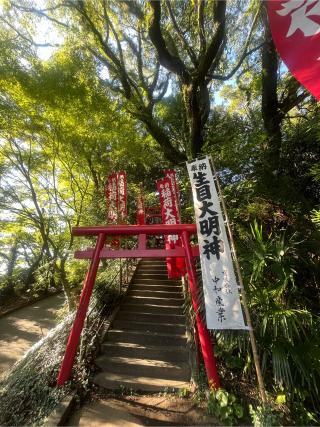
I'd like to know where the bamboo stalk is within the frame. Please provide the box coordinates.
[209,157,267,404]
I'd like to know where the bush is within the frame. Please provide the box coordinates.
[0,314,74,426]
[249,404,281,427]
[207,389,244,426]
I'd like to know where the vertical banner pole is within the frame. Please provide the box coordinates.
[210,159,267,403]
[57,232,106,386]
[181,231,220,389]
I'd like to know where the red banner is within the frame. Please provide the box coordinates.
[106,173,118,223]
[164,169,180,220]
[164,170,185,277]
[157,177,185,278]
[268,0,320,100]
[105,171,127,225]
[157,177,179,244]
[136,190,145,225]
[118,171,127,221]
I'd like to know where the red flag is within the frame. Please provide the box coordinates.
[164,169,180,220]
[136,191,145,225]
[163,169,185,276]
[105,173,118,223]
[118,171,127,221]
[268,0,320,100]
[157,178,179,244]
[157,178,186,278]
[105,171,127,224]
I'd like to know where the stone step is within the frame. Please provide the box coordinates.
[132,278,181,285]
[137,266,167,270]
[129,289,182,299]
[139,260,166,265]
[93,259,191,393]
[95,356,190,381]
[134,273,170,280]
[116,311,185,325]
[131,283,182,292]
[121,303,184,315]
[113,320,186,334]
[94,371,190,392]
[137,266,168,272]
[125,295,184,307]
[101,342,188,362]
[107,329,187,346]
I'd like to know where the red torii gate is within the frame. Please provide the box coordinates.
[56,224,220,389]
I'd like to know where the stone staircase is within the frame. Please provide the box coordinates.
[94,259,191,392]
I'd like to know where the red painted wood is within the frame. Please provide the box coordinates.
[74,246,200,259]
[57,222,218,390]
[138,234,147,250]
[72,224,197,236]
[181,231,220,389]
[57,233,106,386]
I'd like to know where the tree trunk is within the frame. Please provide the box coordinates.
[261,4,282,175]
[56,259,76,311]
[5,241,19,295]
[25,246,45,286]
[183,82,210,158]
[133,107,187,164]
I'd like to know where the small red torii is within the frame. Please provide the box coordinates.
[56,223,220,389]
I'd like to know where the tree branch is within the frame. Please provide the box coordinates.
[0,16,60,48]
[279,90,310,116]
[73,1,132,98]
[122,1,144,20]
[197,0,226,82]
[198,0,206,55]
[148,1,190,83]
[208,6,261,82]
[209,43,264,82]
[11,1,69,29]
[166,1,198,66]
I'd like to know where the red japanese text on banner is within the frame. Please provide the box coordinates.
[164,169,180,220]
[187,156,246,329]
[117,171,127,220]
[106,173,118,223]
[156,178,179,244]
[163,169,185,276]
[268,0,320,100]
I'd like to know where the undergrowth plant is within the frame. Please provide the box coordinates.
[0,314,74,426]
[0,262,127,426]
[212,220,320,423]
[249,404,281,427]
[207,389,244,426]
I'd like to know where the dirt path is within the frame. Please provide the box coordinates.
[0,293,65,375]
[67,392,220,426]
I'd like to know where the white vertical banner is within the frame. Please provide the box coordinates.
[187,156,246,329]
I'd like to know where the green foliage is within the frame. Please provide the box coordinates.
[0,264,123,426]
[0,34,163,309]
[0,3,319,426]
[178,387,190,399]
[311,208,320,229]
[246,222,320,397]
[249,404,281,427]
[207,389,244,426]
[288,399,320,426]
